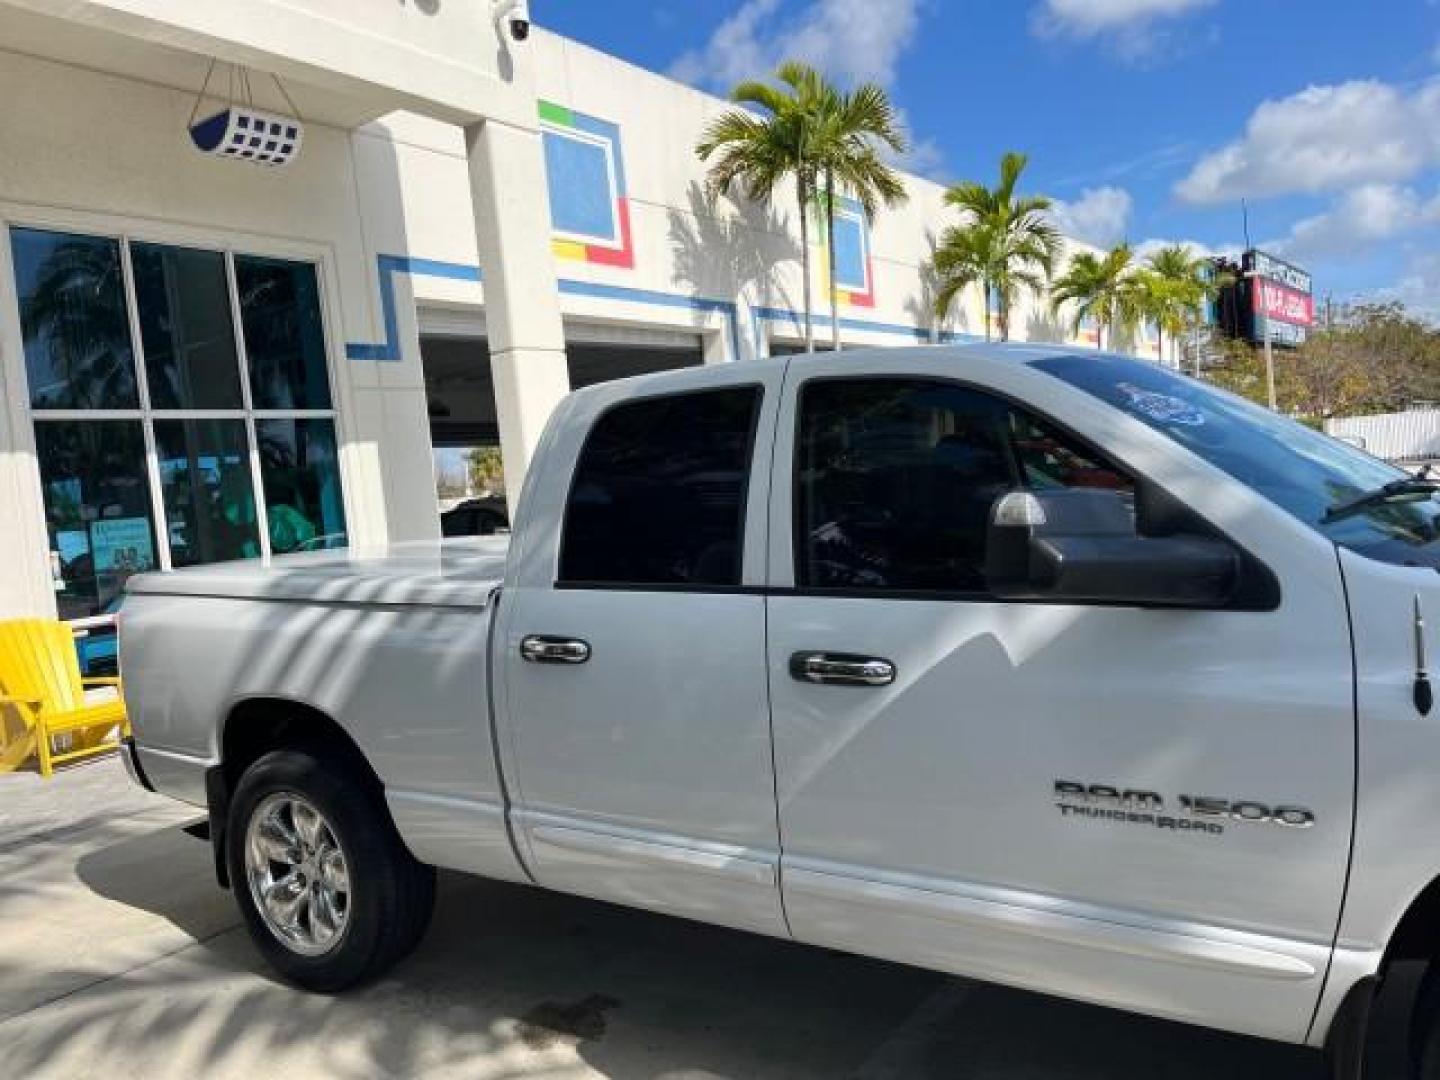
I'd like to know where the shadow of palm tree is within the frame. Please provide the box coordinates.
[905,229,989,344]
[2,814,1346,1080]
[903,230,944,343]
[668,182,802,353]
[1023,306,1070,344]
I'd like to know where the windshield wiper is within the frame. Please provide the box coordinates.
[1323,466,1440,524]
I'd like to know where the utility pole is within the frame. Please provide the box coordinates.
[1264,325,1277,411]
[1244,265,1278,411]
[1261,283,1276,410]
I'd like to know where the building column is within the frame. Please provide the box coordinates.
[0,289,52,619]
[465,117,569,504]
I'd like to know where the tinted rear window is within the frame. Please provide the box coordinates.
[559,386,762,587]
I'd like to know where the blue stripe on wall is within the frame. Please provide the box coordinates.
[344,253,962,363]
[557,278,740,361]
[751,305,979,346]
[345,255,483,362]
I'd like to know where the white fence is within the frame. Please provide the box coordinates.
[1325,410,1440,464]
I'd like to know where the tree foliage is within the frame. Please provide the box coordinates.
[930,152,1061,341]
[698,62,825,351]
[809,80,909,349]
[1206,302,1440,420]
[465,446,506,496]
[1049,244,1141,350]
[1132,244,1222,363]
[699,62,909,353]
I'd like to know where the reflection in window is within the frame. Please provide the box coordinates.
[1010,412,1131,492]
[132,243,243,410]
[235,255,331,410]
[11,229,138,410]
[798,380,1014,593]
[795,379,1134,594]
[12,226,347,587]
[154,419,259,567]
[257,419,348,552]
[560,387,761,587]
[32,421,157,620]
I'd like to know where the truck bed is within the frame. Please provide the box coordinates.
[120,536,528,885]
[125,538,510,610]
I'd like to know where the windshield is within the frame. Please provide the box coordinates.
[1030,353,1440,570]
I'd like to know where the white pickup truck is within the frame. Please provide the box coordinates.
[120,344,1440,1078]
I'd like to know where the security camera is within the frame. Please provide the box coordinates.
[493,0,531,42]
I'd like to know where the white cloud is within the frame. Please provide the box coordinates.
[1134,237,1240,262]
[1366,251,1440,324]
[671,0,920,91]
[899,136,948,182]
[888,106,948,182]
[1032,0,1216,60]
[1176,78,1440,204]
[1037,0,1214,34]
[1050,186,1133,247]
[1268,184,1440,262]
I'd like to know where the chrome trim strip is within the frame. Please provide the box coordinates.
[528,821,778,888]
[786,866,1316,981]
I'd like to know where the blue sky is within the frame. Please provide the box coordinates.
[543,0,1440,321]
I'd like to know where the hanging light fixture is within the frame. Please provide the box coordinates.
[188,59,305,168]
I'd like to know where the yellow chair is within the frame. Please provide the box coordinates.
[0,619,130,778]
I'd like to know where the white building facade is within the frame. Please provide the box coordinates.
[0,3,1150,623]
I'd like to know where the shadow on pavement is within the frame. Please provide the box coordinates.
[5,816,1370,1078]
[76,812,231,941]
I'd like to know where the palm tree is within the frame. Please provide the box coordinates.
[698,61,827,351]
[17,237,136,409]
[1050,244,1142,351]
[930,152,1061,342]
[1135,244,1212,366]
[808,81,909,350]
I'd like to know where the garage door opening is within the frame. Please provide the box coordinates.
[420,323,704,536]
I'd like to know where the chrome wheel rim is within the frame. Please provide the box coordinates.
[244,793,350,957]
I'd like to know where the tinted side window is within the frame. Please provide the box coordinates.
[560,386,762,587]
[1008,411,1130,491]
[796,379,1132,594]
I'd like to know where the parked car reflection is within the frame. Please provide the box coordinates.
[440,498,510,537]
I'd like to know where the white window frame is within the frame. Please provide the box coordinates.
[831,201,872,296]
[1,207,352,591]
[540,122,625,251]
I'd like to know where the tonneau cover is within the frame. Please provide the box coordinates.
[125,538,509,610]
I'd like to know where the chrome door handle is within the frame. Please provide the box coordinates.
[521,635,591,664]
[790,652,896,687]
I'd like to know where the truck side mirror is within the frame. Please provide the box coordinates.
[983,489,1239,608]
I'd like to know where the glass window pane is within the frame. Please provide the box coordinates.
[154,418,260,567]
[1009,412,1132,492]
[796,379,1016,593]
[796,379,1138,595]
[257,418,348,553]
[131,243,242,410]
[32,420,158,620]
[559,386,761,587]
[10,228,138,410]
[235,255,331,410]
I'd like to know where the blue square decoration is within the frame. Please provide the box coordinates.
[833,212,868,292]
[543,129,617,243]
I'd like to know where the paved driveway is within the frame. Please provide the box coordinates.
[0,760,1411,1078]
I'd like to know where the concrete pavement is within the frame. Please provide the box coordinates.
[0,759,1404,1078]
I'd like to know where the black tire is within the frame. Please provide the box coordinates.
[225,746,435,992]
[1413,961,1440,1079]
